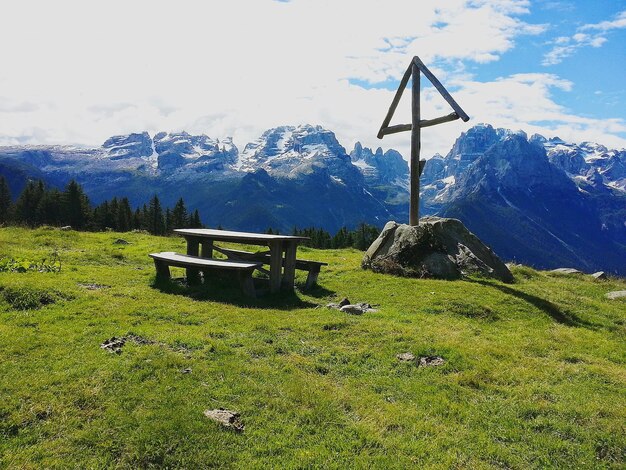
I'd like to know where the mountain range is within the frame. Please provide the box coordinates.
[1,123,624,274]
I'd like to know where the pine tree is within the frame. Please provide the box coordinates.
[189,209,201,228]
[0,176,12,224]
[62,180,90,229]
[165,208,173,234]
[36,188,62,226]
[109,197,119,230]
[117,198,132,232]
[141,204,149,231]
[171,197,188,229]
[132,208,143,230]
[94,200,111,231]
[147,195,165,235]
[14,180,45,226]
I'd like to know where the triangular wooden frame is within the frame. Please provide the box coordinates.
[377,56,469,139]
[376,56,469,226]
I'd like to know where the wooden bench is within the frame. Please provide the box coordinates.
[213,247,328,289]
[149,252,262,298]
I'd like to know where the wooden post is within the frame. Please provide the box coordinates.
[410,62,421,226]
[282,240,297,290]
[186,236,200,284]
[200,240,213,258]
[268,240,283,293]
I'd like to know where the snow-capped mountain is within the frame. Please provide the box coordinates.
[1,122,624,273]
[420,124,626,274]
[0,125,402,232]
[543,137,626,192]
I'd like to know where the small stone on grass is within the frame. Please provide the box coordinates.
[204,409,244,432]
[606,291,626,300]
[418,356,445,367]
[78,283,110,290]
[396,352,415,362]
[550,268,583,275]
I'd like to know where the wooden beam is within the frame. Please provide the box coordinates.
[409,63,421,226]
[378,112,461,136]
[420,112,460,129]
[379,123,412,136]
[377,63,413,139]
[413,56,470,122]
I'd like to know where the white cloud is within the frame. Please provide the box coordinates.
[0,0,623,163]
[543,10,626,65]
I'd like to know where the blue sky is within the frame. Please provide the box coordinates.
[0,0,624,159]
[467,1,625,122]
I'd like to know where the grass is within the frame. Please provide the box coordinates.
[0,226,624,469]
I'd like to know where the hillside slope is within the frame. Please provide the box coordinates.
[0,228,624,468]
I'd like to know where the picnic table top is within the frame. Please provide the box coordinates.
[174,228,310,243]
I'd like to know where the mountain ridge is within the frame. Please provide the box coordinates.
[1,123,625,273]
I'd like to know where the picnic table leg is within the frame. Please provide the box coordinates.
[282,240,297,290]
[200,240,213,258]
[268,240,283,294]
[239,270,257,298]
[186,236,201,285]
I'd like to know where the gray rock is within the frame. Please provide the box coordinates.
[338,297,351,307]
[591,271,607,280]
[396,352,415,362]
[362,217,513,283]
[606,291,626,300]
[551,268,584,275]
[60,226,72,231]
[113,238,130,245]
[418,356,445,367]
[340,304,366,315]
[204,409,244,432]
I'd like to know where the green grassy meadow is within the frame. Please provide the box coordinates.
[0,227,625,469]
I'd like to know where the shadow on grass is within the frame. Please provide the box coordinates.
[295,281,335,299]
[467,278,600,330]
[151,275,323,310]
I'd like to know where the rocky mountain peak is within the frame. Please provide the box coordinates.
[102,132,153,160]
[350,143,408,186]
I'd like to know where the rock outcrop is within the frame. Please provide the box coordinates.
[362,217,514,283]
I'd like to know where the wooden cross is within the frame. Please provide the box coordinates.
[377,56,470,226]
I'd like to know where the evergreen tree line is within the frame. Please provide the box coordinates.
[0,176,381,249]
[278,223,380,250]
[0,176,202,235]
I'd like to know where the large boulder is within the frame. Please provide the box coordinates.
[362,217,514,283]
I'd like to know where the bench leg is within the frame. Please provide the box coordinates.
[305,266,321,290]
[187,269,201,285]
[239,270,256,298]
[154,260,171,282]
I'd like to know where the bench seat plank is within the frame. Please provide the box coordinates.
[149,252,261,270]
[149,252,261,297]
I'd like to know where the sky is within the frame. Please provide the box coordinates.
[0,0,625,160]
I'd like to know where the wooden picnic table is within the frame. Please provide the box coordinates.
[174,228,309,293]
